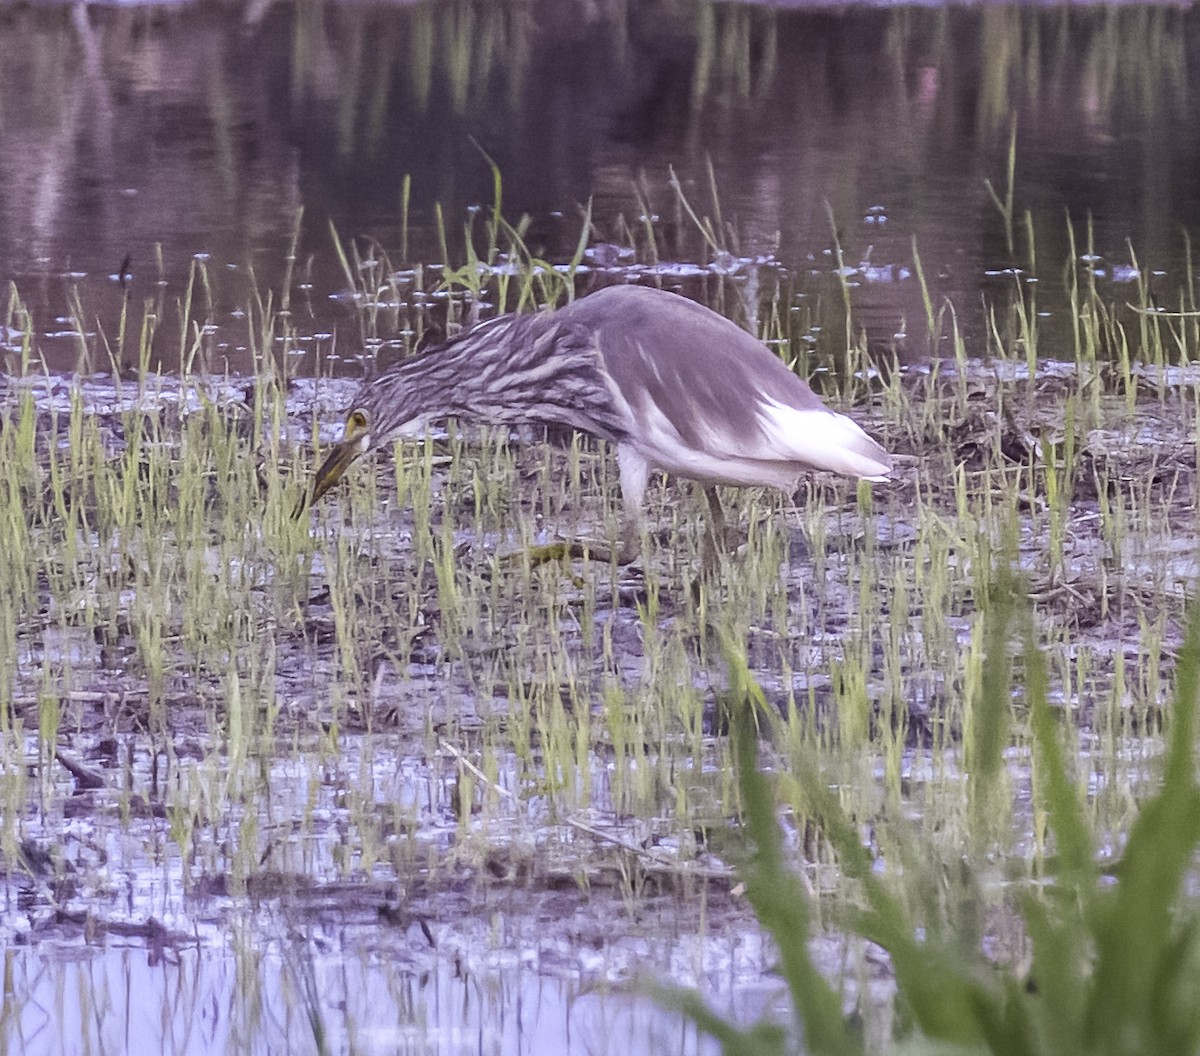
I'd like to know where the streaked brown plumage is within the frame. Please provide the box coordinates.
[302,285,891,558]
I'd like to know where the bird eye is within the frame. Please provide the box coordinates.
[346,409,369,433]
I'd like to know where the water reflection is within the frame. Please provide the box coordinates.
[0,1,1196,370]
[1,708,770,1054]
[2,945,723,1055]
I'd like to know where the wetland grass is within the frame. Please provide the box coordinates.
[2,188,1200,1050]
[659,585,1200,1056]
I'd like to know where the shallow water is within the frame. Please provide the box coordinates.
[5,946,723,1055]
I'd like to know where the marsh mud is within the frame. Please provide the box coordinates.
[0,348,1191,1051]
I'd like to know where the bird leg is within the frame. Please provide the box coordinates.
[521,488,728,571]
[511,537,632,569]
[700,486,739,573]
[511,453,645,568]
[703,487,726,557]
[525,534,639,567]
[519,513,640,568]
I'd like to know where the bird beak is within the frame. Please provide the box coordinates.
[293,432,370,518]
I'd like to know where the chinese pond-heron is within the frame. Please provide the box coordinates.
[299,284,892,560]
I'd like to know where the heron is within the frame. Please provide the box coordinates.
[299,284,892,562]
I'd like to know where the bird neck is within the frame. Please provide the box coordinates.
[379,311,629,443]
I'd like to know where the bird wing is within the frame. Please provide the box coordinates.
[569,286,891,480]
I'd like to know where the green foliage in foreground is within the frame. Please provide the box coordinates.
[655,579,1200,1056]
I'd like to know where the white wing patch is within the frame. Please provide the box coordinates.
[754,397,892,479]
[622,392,890,490]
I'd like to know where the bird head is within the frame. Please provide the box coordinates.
[295,406,374,516]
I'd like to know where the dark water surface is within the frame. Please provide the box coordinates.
[0,0,1198,371]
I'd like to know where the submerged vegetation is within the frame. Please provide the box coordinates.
[2,169,1200,1052]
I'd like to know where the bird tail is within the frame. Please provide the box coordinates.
[758,401,893,480]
